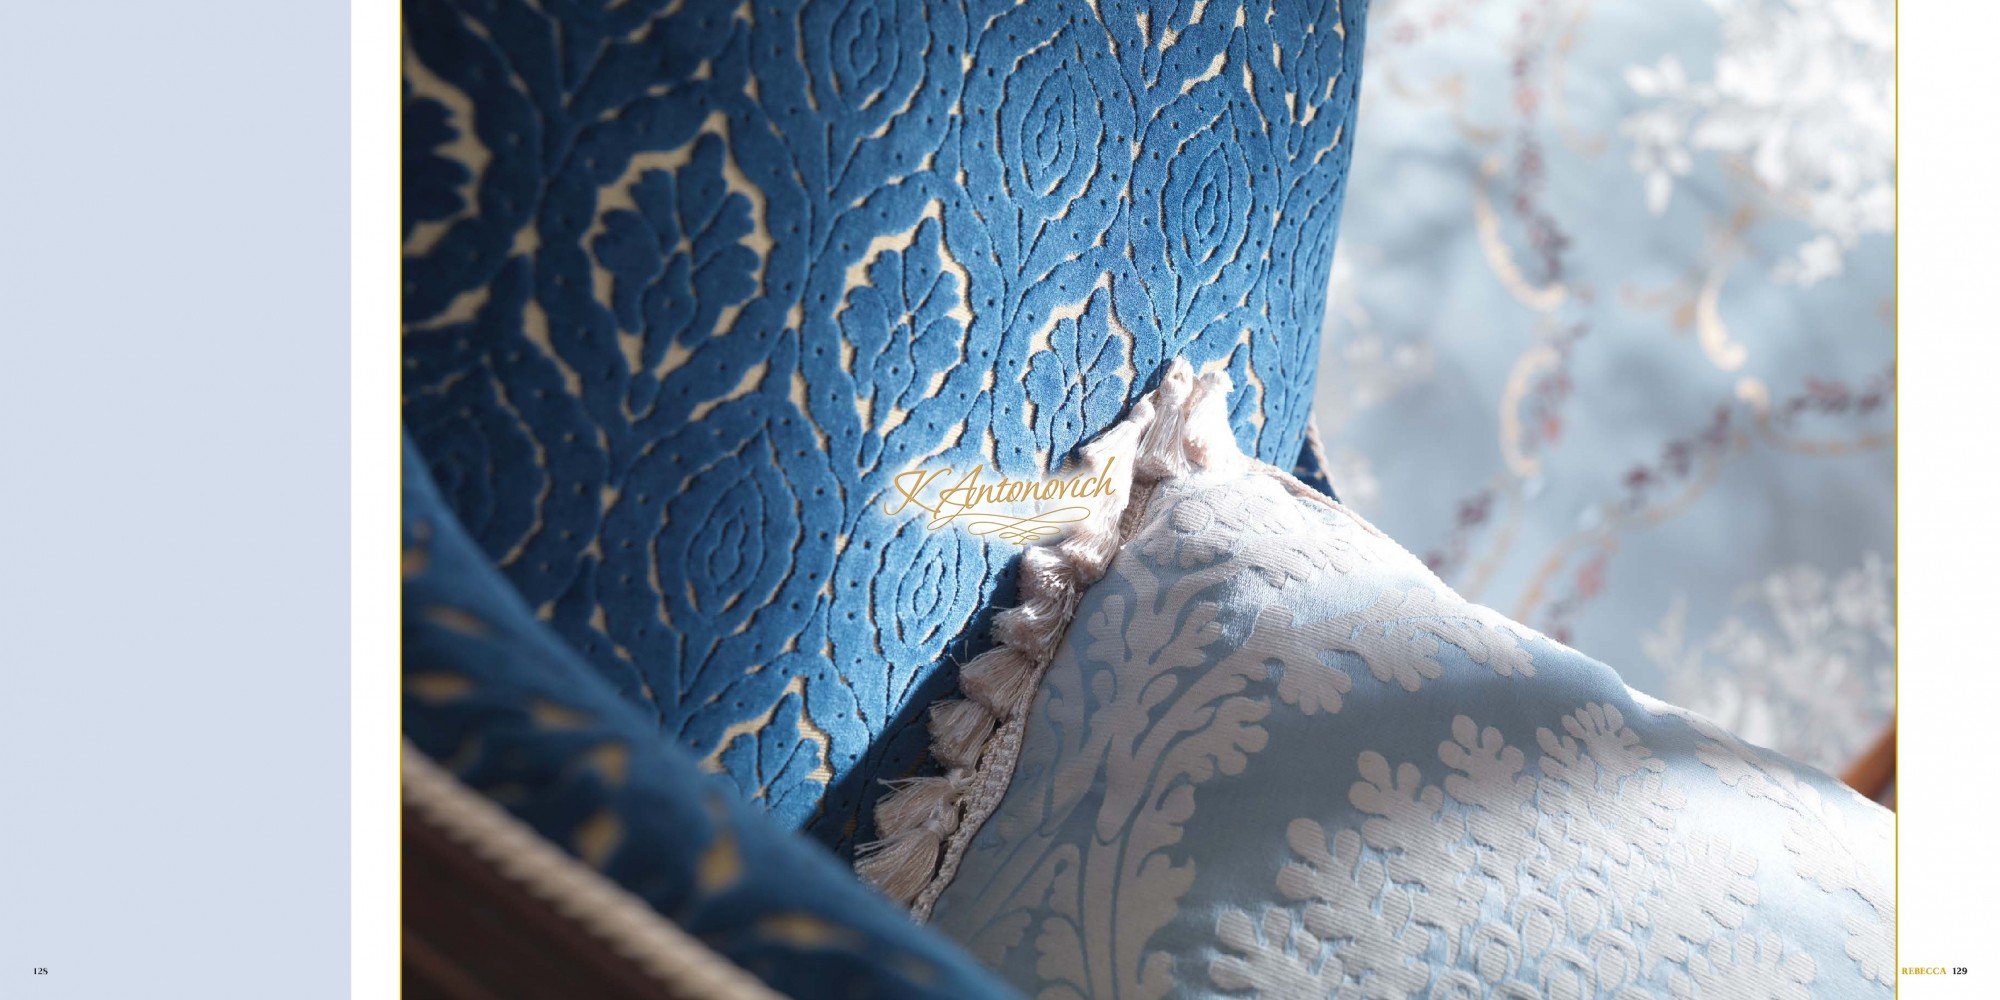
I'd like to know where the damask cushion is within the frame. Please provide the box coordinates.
[400,0,1371,857]
[910,362,1894,998]
[403,437,1020,999]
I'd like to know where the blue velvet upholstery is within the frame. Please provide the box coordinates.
[402,0,1370,853]
[405,439,1019,998]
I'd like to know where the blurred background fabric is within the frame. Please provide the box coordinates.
[1313,0,1893,774]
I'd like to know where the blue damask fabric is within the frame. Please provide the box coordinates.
[404,438,1020,998]
[931,456,1893,998]
[402,0,1371,852]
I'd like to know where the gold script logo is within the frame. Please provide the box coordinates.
[883,460,1120,544]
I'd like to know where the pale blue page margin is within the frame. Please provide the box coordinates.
[0,3,350,995]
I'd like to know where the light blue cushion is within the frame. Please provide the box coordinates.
[928,375,1893,998]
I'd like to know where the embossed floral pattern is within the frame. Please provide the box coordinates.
[402,441,1016,1000]
[401,0,1371,849]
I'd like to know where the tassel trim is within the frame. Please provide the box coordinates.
[854,359,1247,919]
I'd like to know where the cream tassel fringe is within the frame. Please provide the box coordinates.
[855,359,1245,918]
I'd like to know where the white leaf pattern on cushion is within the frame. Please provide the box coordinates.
[928,375,1892,998]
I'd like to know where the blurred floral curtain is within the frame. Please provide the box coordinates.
[1316,0,1893,773]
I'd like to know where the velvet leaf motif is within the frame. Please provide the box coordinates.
[402,0,1370,850]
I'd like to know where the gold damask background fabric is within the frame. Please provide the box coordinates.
[1311,0,1893,773]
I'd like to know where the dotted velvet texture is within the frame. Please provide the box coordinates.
[402,0,1370,855]
[403,439,1019,998]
